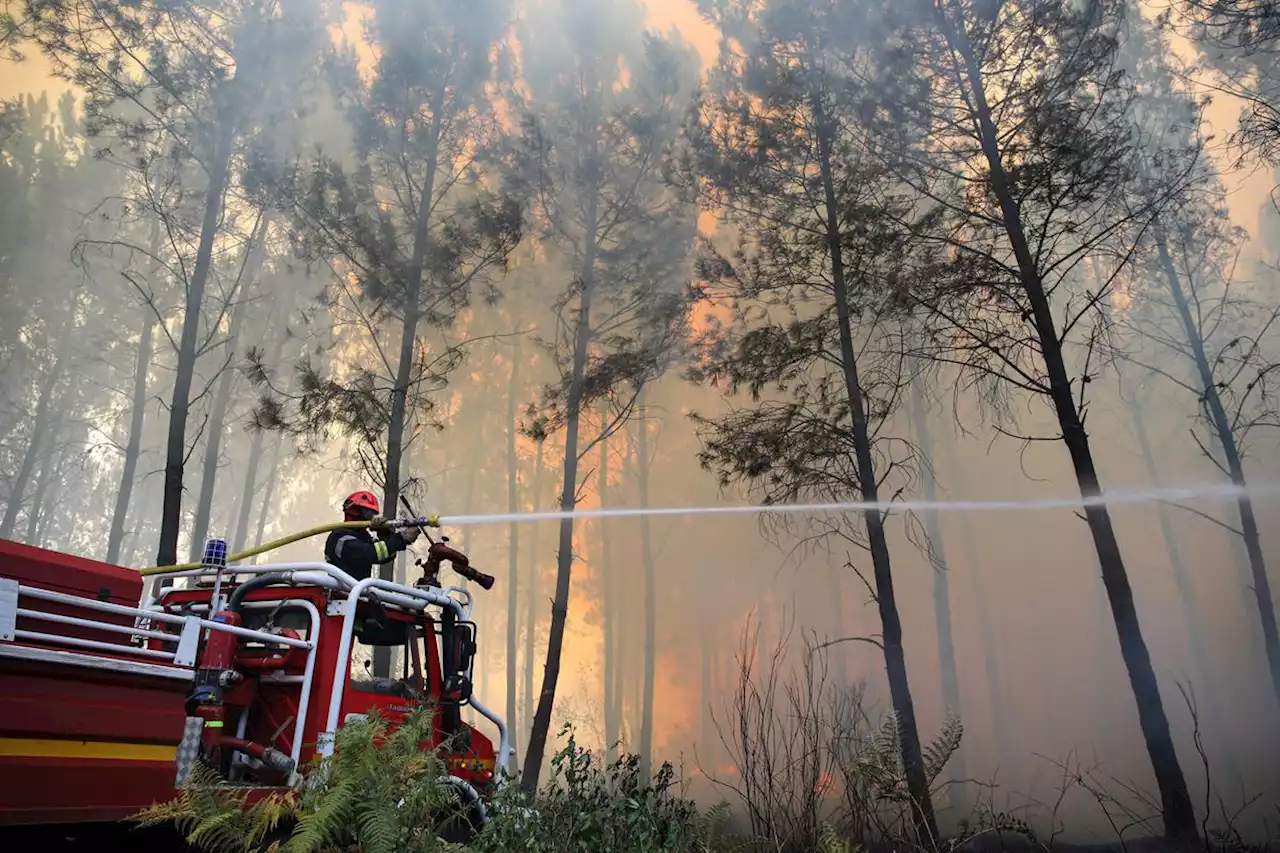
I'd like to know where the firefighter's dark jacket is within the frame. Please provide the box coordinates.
[324,527,409,581]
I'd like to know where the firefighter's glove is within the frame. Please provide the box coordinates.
[401,524,422,545]
[368,514,388,531]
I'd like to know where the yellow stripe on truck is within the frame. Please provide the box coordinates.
[0,737,177,762]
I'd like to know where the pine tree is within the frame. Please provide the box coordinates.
[681,0,940,840]
[1115,10,1280,710]
[254,0,522,591]
[14,0,333,566]
[865,0,1199,839]
[515,0,699,792]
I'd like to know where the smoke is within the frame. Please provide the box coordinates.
[2,0,1280,843]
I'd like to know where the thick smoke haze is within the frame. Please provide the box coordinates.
[2,0,1279,846]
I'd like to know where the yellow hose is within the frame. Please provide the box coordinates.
[137,521,374,576]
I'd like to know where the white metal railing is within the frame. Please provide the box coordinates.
[0,577,322,783]
[0,578,312,670]
[142,561,505,766]
[320,575,510,780]
[163,598,321,781]
[141,561,475,620]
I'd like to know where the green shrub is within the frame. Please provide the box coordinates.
[476,724,791,853]
[135,707,472,853]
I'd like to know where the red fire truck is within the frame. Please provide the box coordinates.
[0,516,508,842]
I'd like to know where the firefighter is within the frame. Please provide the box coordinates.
[324,490,421,581]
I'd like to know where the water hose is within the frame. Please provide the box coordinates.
[227,573,294,614]
[136,517,441,576]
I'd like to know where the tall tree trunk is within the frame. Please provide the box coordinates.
[505,348,522,774]
[522,439,544,746]
[1,313,73,539]
[377,115,441,677]
[1229,536,1262,639]
[599,424,620,761]
[637,391,656,779]
[156,123,234,568]
[187,274,259,559]
[107,310,155,564]
[827,561,848,687]
[949,22,1197,839]
[127,469,161,572]
[616,436,637,747]
[35,448,65,549]
[945,451,1014,762]
[232,428,267,555]
[1154,221,1280,708]
[1128,392,1241,777]
[906,367,966,811]
[812,91,939,844]
[1127,396,1217,691]
[522,170,599,794]
[24,419,62,544]
[461,418,488,727]
[252,437,284,561]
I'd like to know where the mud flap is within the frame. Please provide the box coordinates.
[174,716,204,787]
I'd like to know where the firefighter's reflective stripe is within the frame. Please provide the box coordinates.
[204,720,224,728]
[334,535,354,558]
[374,540,390,561]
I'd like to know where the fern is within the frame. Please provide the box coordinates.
[134,762,301,853]
[288,707,459,853]
[923,713,963,784]
[818,822,862,853]
[688,800,774,853]
[135,707,464,853]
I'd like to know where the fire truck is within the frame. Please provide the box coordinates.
[0,515,508,841]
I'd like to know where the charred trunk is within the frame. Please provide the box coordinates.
[188,294,253,557]
[637,390,656,779]
[232,429,267,555]
[252,437,284,561]
[1,312,73,539]
[812,90,938,844]
[156,122,234,569]
[1128,396,1216,691]
[599,424,620,760]
[107,310,155,565]
[950,23,1197,839]
[505,347,521,773]
[1154,221,1280,709]
[946,453,1014,762]
[906,366,966,810]
[378,112,442,677]
[522,439,545,747]
[188,217,269,559]
[24,418,62,544]
[522,170,598,794]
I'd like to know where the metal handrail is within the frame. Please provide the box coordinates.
[142,561,474,619]
[321,576,508,778]
[1,581,313,667]
[166,598,322,780]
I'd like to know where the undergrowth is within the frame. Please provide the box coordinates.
[136,707,471,853]
[134,710,982,853]
[136,631,1275,852]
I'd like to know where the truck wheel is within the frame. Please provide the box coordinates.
[435,777,486,845]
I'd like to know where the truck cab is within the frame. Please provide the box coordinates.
[0,525,507,833]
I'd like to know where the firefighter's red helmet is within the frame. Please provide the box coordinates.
[343,490,380,519]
